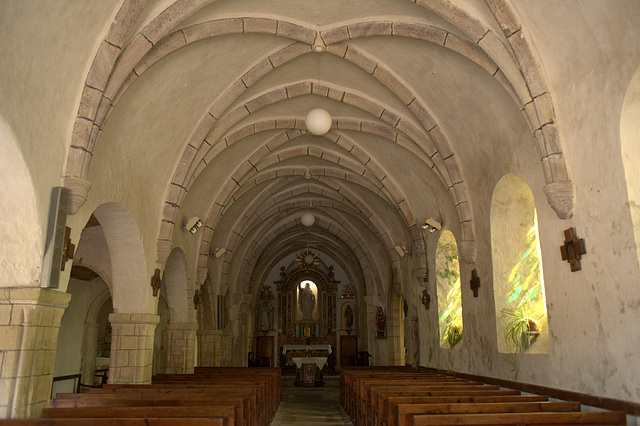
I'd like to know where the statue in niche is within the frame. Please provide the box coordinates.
[376,307,386,338]
[299,282,316,320]
[345,304,354,329]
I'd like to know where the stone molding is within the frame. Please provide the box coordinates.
[62,176,91,215]
[543,181,575,219]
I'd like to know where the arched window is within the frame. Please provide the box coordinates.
[491,174,548,353]
[621,65,640,269]
[436,230,462,348]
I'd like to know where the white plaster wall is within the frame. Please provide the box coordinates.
[0,1,120,280]
[0,116,41,286]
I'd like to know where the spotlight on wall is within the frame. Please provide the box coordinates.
[183,216,203,234]
[422,217,442,233]
[394,245,408,257]
[212,247,227,258]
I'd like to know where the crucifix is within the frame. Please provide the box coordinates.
[421,289,430,310]
[560,227,586,272]
[470,268,480,297]
[151,268,162,296]
[60,226,75,271]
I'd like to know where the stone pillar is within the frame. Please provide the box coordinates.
[166,322,197,374]
[0,288,71,418]
[107,313,159,384]
[411,316,420,369]
[197,329,222,367]
[80,323,100,386]
[387,296,404,366]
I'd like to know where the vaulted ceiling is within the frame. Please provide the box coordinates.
[59,0,571,302]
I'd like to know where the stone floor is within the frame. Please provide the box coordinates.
[270,375,353,425]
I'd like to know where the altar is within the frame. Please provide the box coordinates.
[291,356,327,387]
[281,344,332,366]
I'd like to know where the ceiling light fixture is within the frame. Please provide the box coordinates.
[301,212,315,227]
[305,108,332,136]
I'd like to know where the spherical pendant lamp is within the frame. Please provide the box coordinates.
[305,108,332,135]
[301,212,315,227]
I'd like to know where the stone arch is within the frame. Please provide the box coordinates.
[621,65,640,269]
[436,230,463,349]
[92,203,150,314]
[0,114,42,287]
[491,174,548,354]
[161,247,194,324]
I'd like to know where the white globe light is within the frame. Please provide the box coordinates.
[301,212,315,227]
[305,108,332,135]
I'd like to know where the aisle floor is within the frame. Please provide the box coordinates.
[270,375,353,425]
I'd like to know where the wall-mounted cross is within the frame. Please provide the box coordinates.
[560,227,586,272]
[151,268,162,296]
[470,268,481,297]
[421,289,430,310]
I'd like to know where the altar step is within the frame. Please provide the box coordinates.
[271,375,352,425]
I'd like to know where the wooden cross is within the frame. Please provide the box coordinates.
[421,289,430,310]
[60,226,75,271]
[151,268,162,296]
[193,289,200,309]
[470,268,481,297]
[560,227,586,272]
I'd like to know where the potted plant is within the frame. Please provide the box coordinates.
[443,313,463,348]
[500,298,544,352]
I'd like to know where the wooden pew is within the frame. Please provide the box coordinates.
[0,419,225,425]
[396,401,581,426]
[371,388,521,426]
[385,394,549,426]
[364,382,499,424]
[41,406,236,426]
[412,410,627,425]
[81,385,262,426]
[50,396,247,426]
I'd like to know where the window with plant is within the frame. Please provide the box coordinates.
[491,174,549,358]
[436,230,463,349]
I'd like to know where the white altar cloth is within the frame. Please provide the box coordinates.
[281,344,332,354]
[291,356,328,369]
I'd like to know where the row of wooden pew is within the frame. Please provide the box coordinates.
[0,367,280,425]
[340,367,627,426]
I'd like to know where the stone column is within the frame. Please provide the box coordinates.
[107,313,159,384]
[196,329,222,367]
[0,287,71,418]
[165,322,196,374]
[411,316,420,369]
[386,295,404,366]
[80,322,100,386]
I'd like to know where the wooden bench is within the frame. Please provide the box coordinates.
[0,419,225,425]
[93,383,266,425]
[50,396,247,426]
[385,394,549,426]
[41,406,236,426]
[412,410,627,425]
[396,401,581,426]
[371,388,522,426]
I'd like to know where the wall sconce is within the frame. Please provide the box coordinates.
[422,217,442,233]
[183,216,202,234]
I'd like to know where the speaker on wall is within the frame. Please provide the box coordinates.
[41,187,69,289]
